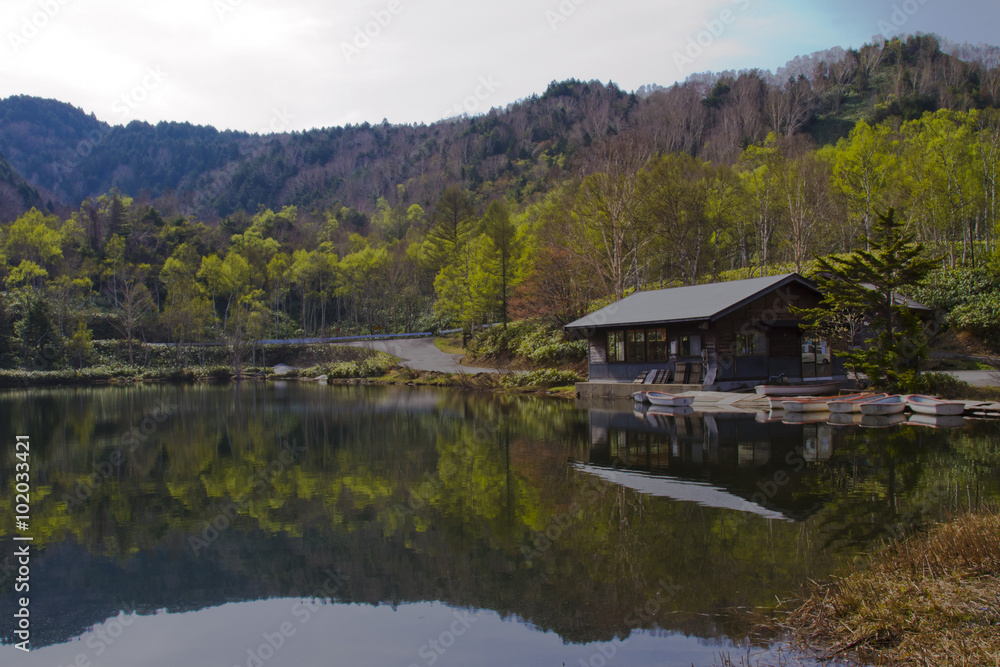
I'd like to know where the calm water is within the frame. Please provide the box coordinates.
[1,384,998,667]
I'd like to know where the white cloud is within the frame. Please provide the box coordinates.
[0,0,994,132]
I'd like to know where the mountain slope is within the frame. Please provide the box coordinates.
[0,35,996,219]
[0,148,43,221]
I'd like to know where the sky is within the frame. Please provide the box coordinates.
[0,0,997,134]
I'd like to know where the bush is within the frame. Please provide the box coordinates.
[320,352,395,379]
[948,292,1000,346]
[897,371,972,399]
[469,321,586,365]
[499,369,584,388]
[910,267,1000,313]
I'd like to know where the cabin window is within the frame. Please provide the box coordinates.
[801,334,832,378]
[736,331,767,356]
[606,331,625,363]
[646,329,667,361]
[676,334,701,357]
[626,330,646,363]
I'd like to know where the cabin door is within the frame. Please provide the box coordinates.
[801,334,832,379]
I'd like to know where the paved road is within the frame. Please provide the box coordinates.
[943,370,1000,388]
[346,337,503,374]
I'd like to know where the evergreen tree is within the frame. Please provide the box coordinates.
[798,208,939,391]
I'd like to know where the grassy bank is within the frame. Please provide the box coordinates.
[0,339,583,397]
[781,510,1000,666]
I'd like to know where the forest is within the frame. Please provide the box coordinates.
[1,34,1000,374]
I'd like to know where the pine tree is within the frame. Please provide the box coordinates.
[797,208,940,391]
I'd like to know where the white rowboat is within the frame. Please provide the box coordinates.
[646,405,695,418]
[827,393,888,413]
[860,413,907,428]
[904,394,966,416]
[781,397,836,413]
[859,395,906,416]
[827,413,862,426]
[755,381,841,396]
[906,413,966,429]
[782,411,830,424]
[646,391,695,408]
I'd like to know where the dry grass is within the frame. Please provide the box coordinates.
[782,511,1000,666]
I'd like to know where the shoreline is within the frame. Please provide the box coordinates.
[760,510,1000,666]
[0,367,580,399]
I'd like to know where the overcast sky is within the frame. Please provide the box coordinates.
[1,0,997,133]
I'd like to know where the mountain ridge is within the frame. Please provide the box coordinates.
[0,34,997,222]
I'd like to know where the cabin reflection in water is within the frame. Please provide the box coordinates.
[581,407,835,521]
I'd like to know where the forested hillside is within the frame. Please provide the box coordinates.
[2,34,998,220]
[1,34,1000,374]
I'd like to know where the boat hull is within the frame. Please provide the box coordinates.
[646,392,695,408]
[904,395,966,416]
[632,391,650,404]
[907,413,966,429]
[828,413,862,426]
[755,381,841,396]
[861,413,907,428]
[859,398,906,416]
[781,399,831,413]
[827,393,887,413]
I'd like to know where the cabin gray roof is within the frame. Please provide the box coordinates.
[564,273,817,330]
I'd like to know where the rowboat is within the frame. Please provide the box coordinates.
[906,413,966,429]
[904,394,966,417]
[781,397,837,413]
[827,413,862,426]
[860,413,906,429]
[646,405,695,418]
[632,391,650,404]
[858,395,906,416]
[646,391,695,408]
[755,381,841,396]
[827,393,888,413]
[782,411,830,424]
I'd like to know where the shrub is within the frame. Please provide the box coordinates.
[948,292,1000,346]
[897,371,972,399]
[469,321,586,365]
[499,369,584,388]
[320,352,395,379]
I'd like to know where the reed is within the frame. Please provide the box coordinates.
[784,510,1000,665]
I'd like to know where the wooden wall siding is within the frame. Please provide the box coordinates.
[590,336,608,365]
[714,284,821,352]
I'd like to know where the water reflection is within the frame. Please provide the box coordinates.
[0,385,997,666]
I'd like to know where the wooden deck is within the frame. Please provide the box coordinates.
[964,401,1000,418]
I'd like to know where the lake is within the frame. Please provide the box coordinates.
[1,383,998,667]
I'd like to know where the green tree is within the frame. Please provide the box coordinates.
[421,186,476,275]
[823,121,900,246]
[798,209,940,391]
[160,247,216,365]
[480,201,521,327]
[65,319,93,370]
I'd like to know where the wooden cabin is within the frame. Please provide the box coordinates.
[564,273,848,391]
